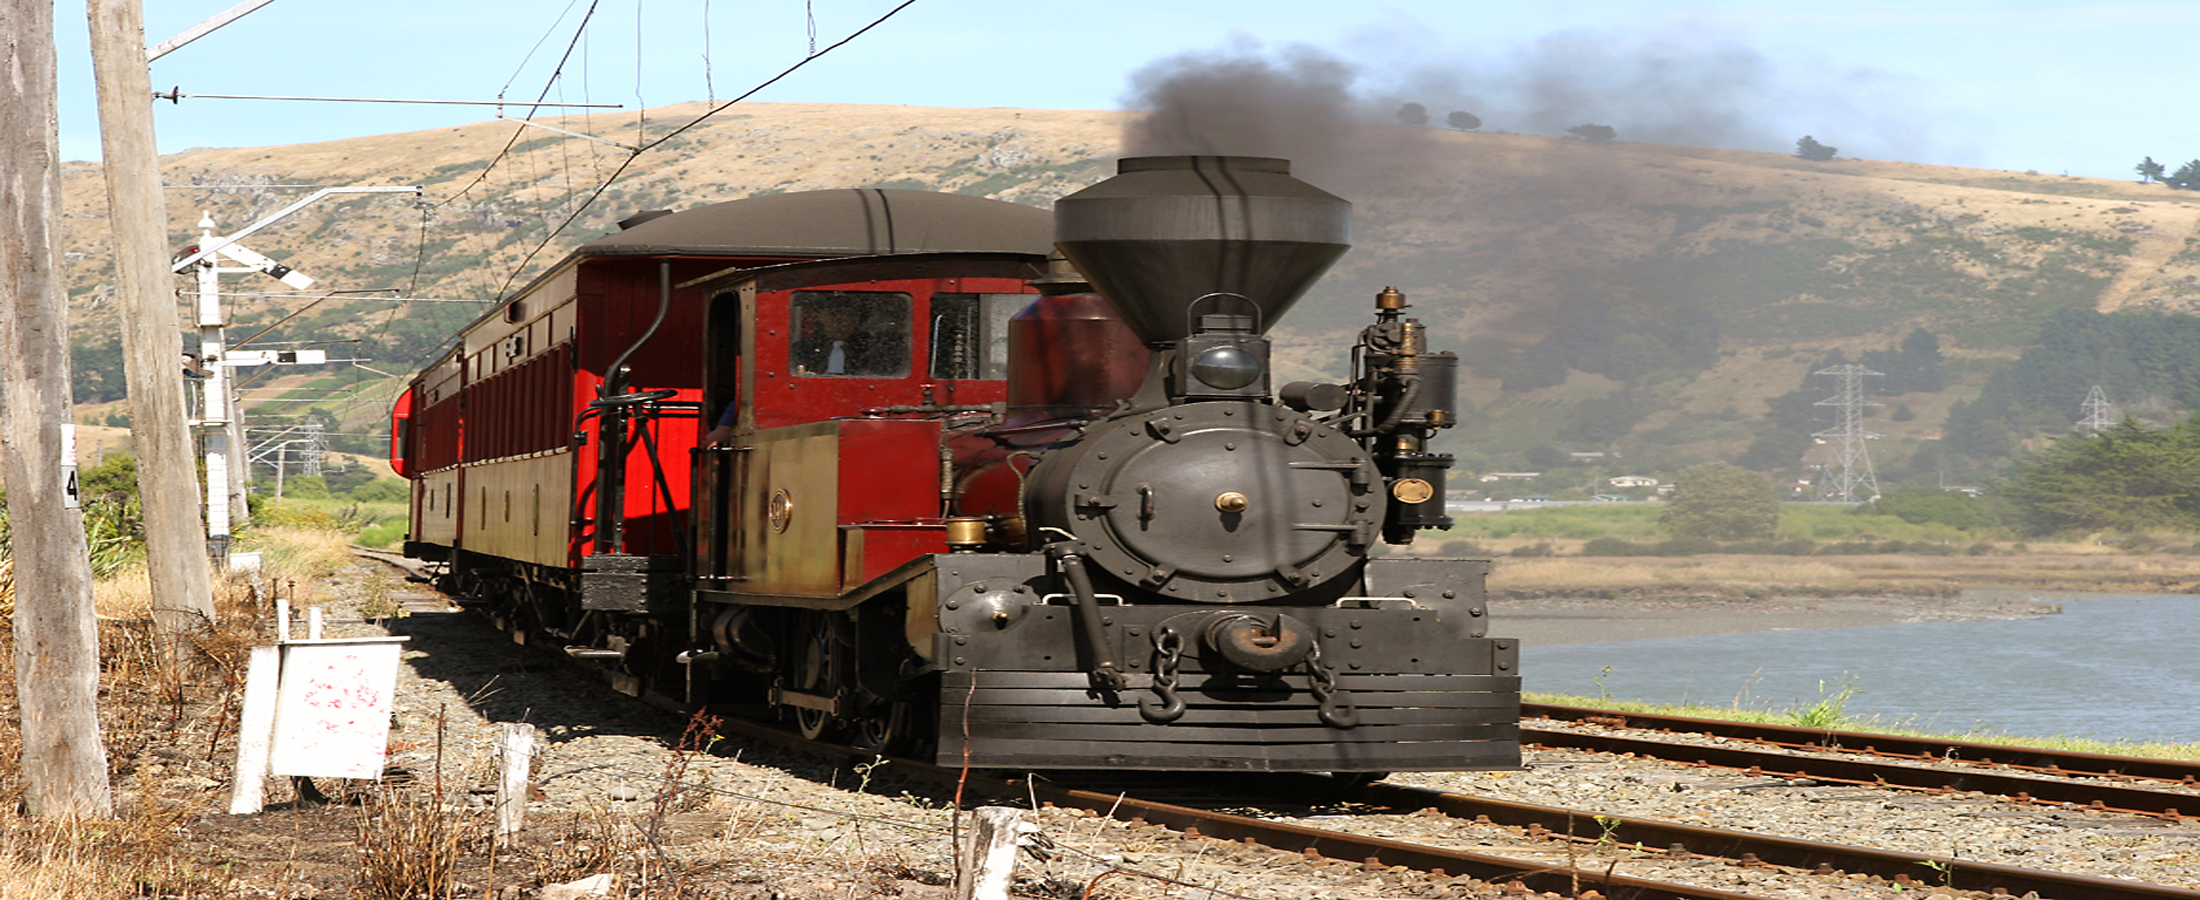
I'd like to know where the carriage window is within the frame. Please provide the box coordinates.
[929,293,1030,380]
[788,291,910,377]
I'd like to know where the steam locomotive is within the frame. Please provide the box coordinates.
[391,155,1521,773]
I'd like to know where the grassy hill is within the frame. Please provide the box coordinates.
[54,102,2200,484]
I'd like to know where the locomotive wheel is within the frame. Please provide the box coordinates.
[791,614,841,741]
[848,699,907,755]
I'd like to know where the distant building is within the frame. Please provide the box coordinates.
[1607,475,1657,488]
[1477,472,1542,482]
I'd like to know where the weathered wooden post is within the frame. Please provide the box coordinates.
[953,806,1027,900]
[88,0,218,670]
[2,0,114,819]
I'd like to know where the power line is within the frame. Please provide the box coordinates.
[491,0,922,299]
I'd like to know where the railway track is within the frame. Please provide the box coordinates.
[705,713,2200,900]
[355,551,2197,899]
[1523,703,2200,818]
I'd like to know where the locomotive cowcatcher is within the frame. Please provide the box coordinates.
[392,155,1521,774]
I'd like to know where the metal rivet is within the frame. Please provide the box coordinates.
[955,636,968,645]
[1404,590,1417,598]
[945,600,960,610]
[955,657,967,665]
[1442,590,1456,599]
[1223,554,1234,562]
[1349,639,1362,649]
[1350,620,1363,629]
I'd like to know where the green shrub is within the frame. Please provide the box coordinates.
[357,522,407,549]
[351,480,410,503]
[1580,537,1646,556]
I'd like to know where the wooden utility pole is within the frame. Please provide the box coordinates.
[89,0,218,656]
[1,0,117,818]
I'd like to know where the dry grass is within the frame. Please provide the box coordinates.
[1485,547,2200,598]
[356,786,476,900]
[1496,557,1863,591]
[0,555,271,899]
[238,524,362,607]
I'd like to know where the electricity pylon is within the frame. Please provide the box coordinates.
[2076,385,2117,436]
[1813,364,1882,503]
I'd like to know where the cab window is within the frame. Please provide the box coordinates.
[929,293,1029,380]
[789,291,910,378]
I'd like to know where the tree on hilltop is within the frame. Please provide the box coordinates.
[1660,461,1780,540]
[1795,135,1838,161]
[1566,123,1617,142]
[1397,102,1429,126]
[2136,156,2166,184]
[2167,159,2200,190]
[1446,110,1482,130]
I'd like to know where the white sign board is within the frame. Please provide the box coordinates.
[61,423,79,509]
[269,639,404,779]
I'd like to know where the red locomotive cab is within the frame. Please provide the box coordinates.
[389,386,416,480]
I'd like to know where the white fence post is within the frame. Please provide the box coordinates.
[496,723,538,836]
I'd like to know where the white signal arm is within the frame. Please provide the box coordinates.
[171,185,420,273]
[214,242,314,290]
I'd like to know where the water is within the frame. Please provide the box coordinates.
[1522,595,2200,744]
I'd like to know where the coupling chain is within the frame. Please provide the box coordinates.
[1138,626,1186,724]
[1306,641,1359,728]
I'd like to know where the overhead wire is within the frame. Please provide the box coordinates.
[378,0,920,379]
[491,0,922,299]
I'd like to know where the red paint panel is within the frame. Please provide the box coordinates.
[852,525,950,585]
[836,419,947,525]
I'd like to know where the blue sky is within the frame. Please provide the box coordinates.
[50,1,2200,180]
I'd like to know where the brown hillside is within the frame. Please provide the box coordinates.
[53,102,2200,468]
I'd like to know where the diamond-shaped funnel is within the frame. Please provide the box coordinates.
[1054,156,1350,346]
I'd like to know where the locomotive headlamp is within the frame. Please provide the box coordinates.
[1191,346,1263,390]
[1173,312,1272,401]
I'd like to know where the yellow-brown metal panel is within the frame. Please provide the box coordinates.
[734,422,841,596]
[416,469,460,546]
[458,451,577,567]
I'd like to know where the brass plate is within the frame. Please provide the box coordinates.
[768,488,794,533]
[1391,478,1435,504]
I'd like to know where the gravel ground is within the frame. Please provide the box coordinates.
[181,563,2200,899]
